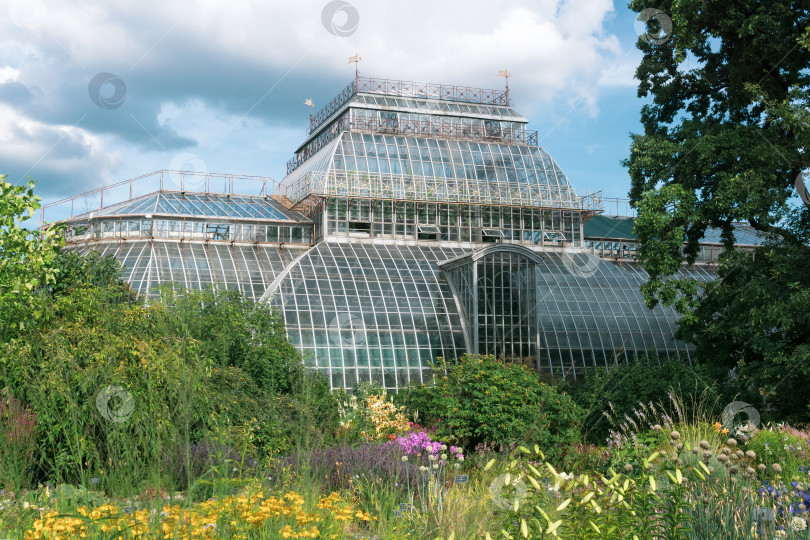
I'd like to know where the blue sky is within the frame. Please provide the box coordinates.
[1,0,653,222]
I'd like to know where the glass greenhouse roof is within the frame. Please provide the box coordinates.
[71,241,306,301]
[281,132,593,210]
[86,191,308,222]
[584,215,769,246]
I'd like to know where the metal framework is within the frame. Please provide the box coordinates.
[309,76,512,133]
[40,170,280,227]
[284,169,603,214]
[289,116,539,174]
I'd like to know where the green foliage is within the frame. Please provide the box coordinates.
[46,251,133,300]
[0,257,337,492]
[157,286,304,395]
[626,0,810,278]
[396,354,584,456]
[677,245,810,424]
[0,177,63,340]
[744,428,806,476]
[625,1,810,420]
[564,356,720,444]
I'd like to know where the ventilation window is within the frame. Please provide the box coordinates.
[417,224,440,240]
[349,221,371,234]
[482,228,505,243]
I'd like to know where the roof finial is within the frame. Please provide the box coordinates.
[348,53,362,81]
[497,69,511,104]
[304,98,314,128]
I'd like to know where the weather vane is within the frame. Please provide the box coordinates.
[304,98,314,127]
[348,53,362,80]
[498,69,511,103]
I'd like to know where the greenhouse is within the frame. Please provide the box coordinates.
[53,76,764,389]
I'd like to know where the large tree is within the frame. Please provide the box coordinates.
[626,1,810,419]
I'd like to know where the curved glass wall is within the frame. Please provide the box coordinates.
[70,241,305,300]
[441,245,716,378]
[332,132,570,188]
[263,243,468,389]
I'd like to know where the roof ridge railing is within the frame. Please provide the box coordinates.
[308,77,512,134]
[40,170,280,227]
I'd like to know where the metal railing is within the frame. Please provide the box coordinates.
[40,170,280,226]
[289,116,539,174]
[309,77,511,133]
[284,169,603,212]
[600,198,637,218]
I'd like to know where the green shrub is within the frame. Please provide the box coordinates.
[0,269,337,493]
[563,356,720,444]
[395,354,584,457]
[744,427,807,477]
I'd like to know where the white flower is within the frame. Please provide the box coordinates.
[419,466,428,472]
[429,454,436,461]
[454,463,460,469]
[792,517,807,532]
[401,456,408,462]
[441,454,447,460]
[433,464,439,470]
[458,456,464,462]
[441,444,448,451]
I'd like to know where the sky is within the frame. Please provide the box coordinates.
[1,0,657,223]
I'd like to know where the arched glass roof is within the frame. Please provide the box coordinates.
[86,192,305,222]
[282,132,582,208]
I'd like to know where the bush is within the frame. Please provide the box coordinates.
[395,354,584,457]
[563,356,720,444]
[0,262,337,493]
[744,427,808,477]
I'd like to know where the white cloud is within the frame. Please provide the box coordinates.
[0,103,121,193]
[0,0,634,198]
